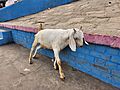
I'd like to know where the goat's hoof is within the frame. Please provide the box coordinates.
[60,76,65,81]
[29,60,33,64]
[54,66,57,70]
[32,55,39,59]
[54,64,59,70]
[30,62,33,64]
[54,66,59,70]
[60,73,65,81]
[32,55,35,58]
[32,56,37,59]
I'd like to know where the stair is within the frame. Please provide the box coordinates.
[0,28,13,45]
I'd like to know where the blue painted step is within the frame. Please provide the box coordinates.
[0,28,13,45]
[0,0,74,21]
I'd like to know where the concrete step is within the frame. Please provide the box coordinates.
[0,28,13,45]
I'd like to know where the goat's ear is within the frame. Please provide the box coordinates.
[69,36,76,52]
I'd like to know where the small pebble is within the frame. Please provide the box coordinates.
[24,68,30,72]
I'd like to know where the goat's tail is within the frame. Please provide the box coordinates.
[33,21,45,31]
[38,21,45,31]
[39,23,43,31]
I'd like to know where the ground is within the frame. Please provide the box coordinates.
[0,44,119,90]
[2,0,120,37]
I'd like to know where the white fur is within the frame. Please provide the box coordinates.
[29,28,88,79]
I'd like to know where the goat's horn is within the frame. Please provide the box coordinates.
[73,28,76,33]
[85,41,89,45]
[83,38,89,45]
[80,26,82,30]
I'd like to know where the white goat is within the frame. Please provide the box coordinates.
[29,28,89,80]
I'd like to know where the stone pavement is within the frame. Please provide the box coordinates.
[3,0,120,37]
[0,44,119,90]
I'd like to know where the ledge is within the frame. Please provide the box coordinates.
[0,23,120,49]
[0,0,74,21]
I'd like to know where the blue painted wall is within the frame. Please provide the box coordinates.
[0,28,13,45]
[0,0,74,21]
[9,29,120,88]
[0,32,3,39]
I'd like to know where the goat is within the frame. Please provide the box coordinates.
[29,28,89,80]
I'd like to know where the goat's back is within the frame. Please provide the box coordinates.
[35,29,70,49]
[36,29,68,40]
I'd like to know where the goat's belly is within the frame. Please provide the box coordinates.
[39,39,52,49]
[40,43,52,49]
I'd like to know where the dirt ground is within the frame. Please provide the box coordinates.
[2,0,120,37]
[0,43,119,90]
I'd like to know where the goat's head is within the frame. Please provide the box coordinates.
[68,27,89,52]
[73,27,84,47]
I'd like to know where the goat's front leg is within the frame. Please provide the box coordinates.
[29,37,38,64]
[53,49,65,80]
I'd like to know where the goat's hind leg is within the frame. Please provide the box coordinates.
[32,45,41,59]
[53,57,58,70]
[29,37,38,64]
